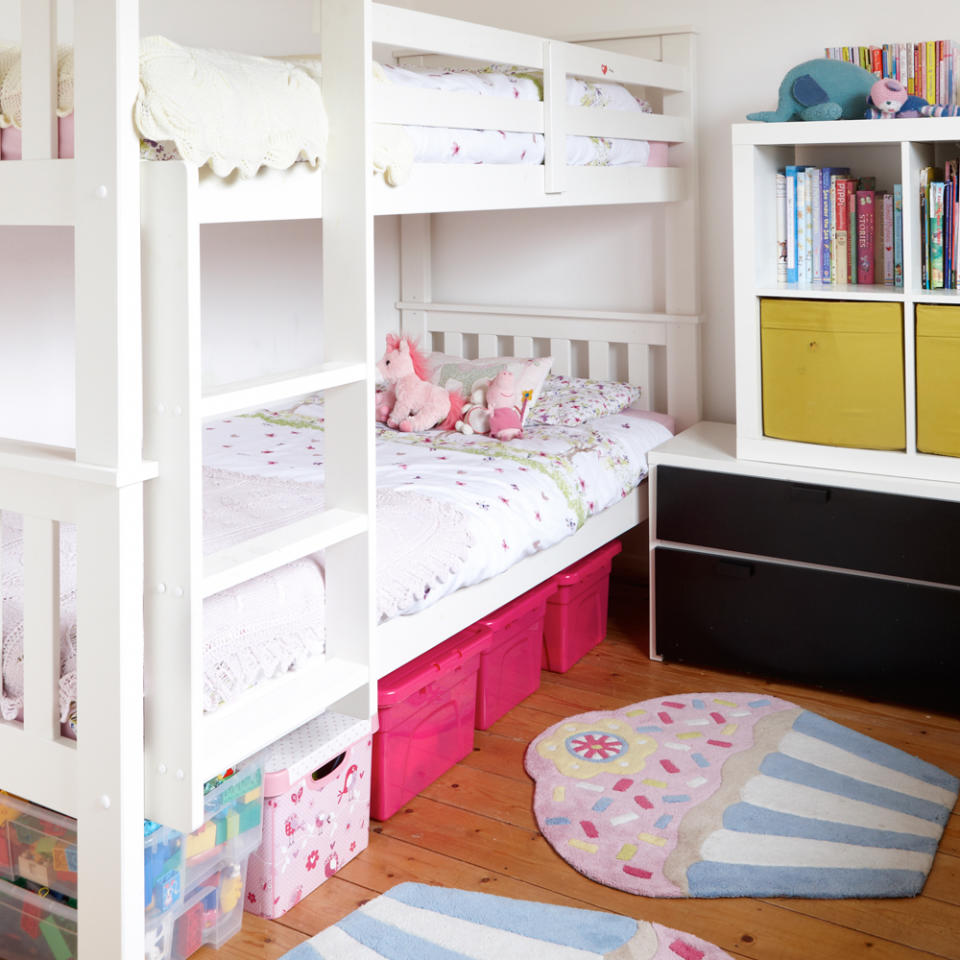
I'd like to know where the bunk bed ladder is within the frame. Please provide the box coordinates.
[141,0,377,837]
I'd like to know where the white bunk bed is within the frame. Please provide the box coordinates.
[0,1,701,957]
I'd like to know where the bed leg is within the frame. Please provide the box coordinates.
[76,486,145,960]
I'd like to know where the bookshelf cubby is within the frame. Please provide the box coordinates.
[732,117,960,485]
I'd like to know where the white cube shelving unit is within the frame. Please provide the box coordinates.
[732,118,960,486]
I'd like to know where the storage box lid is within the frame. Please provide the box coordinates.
[917,304,960,339]
[478,579,558,630]
[378,623,491,707]
[761,298,901,335]
[260,713,373,796]
[549,539,622,589]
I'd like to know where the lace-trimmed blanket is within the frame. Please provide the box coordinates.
[1,469,471,724]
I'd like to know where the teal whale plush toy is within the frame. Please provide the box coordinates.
[747,58,876,121]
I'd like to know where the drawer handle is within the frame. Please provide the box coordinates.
[789,483,831,504]
[716,560,754,579]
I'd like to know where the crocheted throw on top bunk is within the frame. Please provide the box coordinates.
[0,36,658,181]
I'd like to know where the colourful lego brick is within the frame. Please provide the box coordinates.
[237,800,261,834]
[18,851,51,886]
[174,901,204,957]
[214,814,228,846]
[39,915,74,960]
[225,809,240,842]
[184,822,217,859]
[157,869,181,911]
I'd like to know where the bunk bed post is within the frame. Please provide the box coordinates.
[320,0,377,720]
[661,31,702,430]
[399,214,432,345]
[72,1,146,957]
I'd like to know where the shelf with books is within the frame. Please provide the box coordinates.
[732,119,960,485]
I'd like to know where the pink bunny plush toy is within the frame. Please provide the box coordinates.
[485,369,523,441]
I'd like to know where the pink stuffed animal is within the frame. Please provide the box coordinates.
[376,333,462,432]
[485,369,523,441]
[865,77,960,118]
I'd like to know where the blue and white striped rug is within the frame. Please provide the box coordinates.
[525,693,959,898]
[282,883,736,959]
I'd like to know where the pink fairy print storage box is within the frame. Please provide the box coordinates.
[244,713,372,919]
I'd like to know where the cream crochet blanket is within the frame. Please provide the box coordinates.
[1,469,471,722]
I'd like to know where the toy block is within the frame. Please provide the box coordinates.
[184,822,217,860]
[18,851,50,887]
[39,915,74,960]
[174,902,204,957]
[237,801,261,834]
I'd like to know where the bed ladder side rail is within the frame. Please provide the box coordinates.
[141,160,206,832]
[318,0,377,724]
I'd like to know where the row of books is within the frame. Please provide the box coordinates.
[920,161,960,289]
[776,166,902,287]
[823,40,958,106]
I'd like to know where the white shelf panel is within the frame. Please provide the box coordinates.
[733,117,960,147]
[753,283,904,301]
[202,508,368,598]
[200,361,368,419]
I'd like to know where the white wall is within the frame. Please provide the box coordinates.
[0,0,950,444]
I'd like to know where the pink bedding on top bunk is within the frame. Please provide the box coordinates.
[1,397,672,730]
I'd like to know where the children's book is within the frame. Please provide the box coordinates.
[882,192,894,285]
[844,178,859,284]
[835,179,852,283]
[808,168,821,283]
[930,181,945,288]
[776,171,787,283]
[821,167,849,282]
[797,167,808,282]
[893,183,903,288]
[856,190,875,285]
[785,165,801,283]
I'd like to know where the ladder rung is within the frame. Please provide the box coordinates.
[200,361,368,420]
[202,508,368,598]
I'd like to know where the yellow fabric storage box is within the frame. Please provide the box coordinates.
[760,299,905,450]
[916,304,960,457]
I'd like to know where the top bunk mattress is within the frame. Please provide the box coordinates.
[0,38,670,178]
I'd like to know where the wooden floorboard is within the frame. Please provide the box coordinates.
[198,578,960,960]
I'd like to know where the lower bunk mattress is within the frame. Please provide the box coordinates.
[1,399,672,729]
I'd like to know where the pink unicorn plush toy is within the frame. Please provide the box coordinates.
[486,369,524,441]
[376,333,461,432]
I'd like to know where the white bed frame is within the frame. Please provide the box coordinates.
[0,2,701,956]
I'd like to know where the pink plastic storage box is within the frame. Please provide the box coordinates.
[474,581,557,730]
[542,540,622,673]
[245,713,372,919]
[372,624,491,821]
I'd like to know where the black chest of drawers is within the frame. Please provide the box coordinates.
[649,424,960,715]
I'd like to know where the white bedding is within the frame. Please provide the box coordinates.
[203,399,671,610]
[1,403,670,725]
